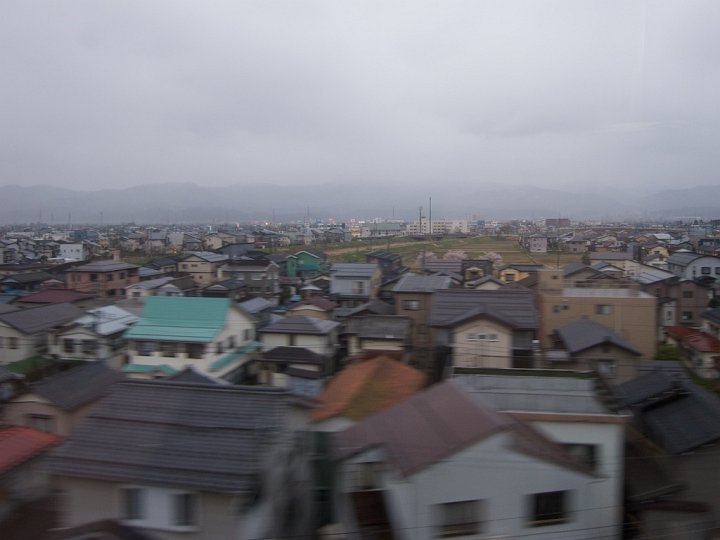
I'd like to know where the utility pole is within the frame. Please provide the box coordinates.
[429,197,432,237]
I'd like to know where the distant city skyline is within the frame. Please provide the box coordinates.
[2,2,720,193]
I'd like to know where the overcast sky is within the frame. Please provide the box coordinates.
[1,1,719,194]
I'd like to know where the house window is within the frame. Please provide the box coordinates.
[81,340,97,355]
[530,490,570,526]
[595,304,613,315]
[702,267,711,275]
[683,290,694,298]
[160,342,177,358]
[27,414,56,433]
[715,267,720,275]
[137,341,157,356]
[90,273,98,282]
[227,336,235,349]
[63,339,76,354]
[121,487,145,521]
[0,336,3,348]
[666,310,673,321]
[106,274,113,282]
[403,300,420,310]
[562,444,598,470]
[436,500,481,537]
[251,273,264,280]
[243,329,252,341]
[216,343,224,355]
[187,343,205,359]
[504,274,515,282]
[682,311,693,321]
[8,337,18,349]
[352,281,366,295]
[173,493,197,527]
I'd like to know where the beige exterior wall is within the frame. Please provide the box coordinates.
[348,336,404,355]
[3,396,96,437]
[540,288,657,358]
[563,346,640,384]
[55,476,241,540]
[452,319,513,369]
[287,306,330,320]
[66,270,139,298]
[178,257,222,285]
[0,324,36,364]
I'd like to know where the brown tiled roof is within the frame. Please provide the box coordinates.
[312,355,426,422]
[667,326,720,353]
[17,289,96,304]
[0,426,61,473]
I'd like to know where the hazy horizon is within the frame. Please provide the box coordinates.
[2,1,720,193]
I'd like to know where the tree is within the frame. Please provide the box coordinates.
[655,344,684,362]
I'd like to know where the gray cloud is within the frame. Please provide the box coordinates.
[1,1,719,194]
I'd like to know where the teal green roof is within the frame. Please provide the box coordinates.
[122,363,178,375]
[125,297,230,342]
[209,341,260,373]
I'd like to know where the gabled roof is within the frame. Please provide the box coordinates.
[556,319,641,356]
[422,260,462,274]
[47,380,291,491]
[0,271,53,284]
[259,315,339,335]
[392,273,452,293]
[331,263,379,278]
[262,346,325,364]
[70,305,139,336]
[182,251,228,263]
[312,355,426,422]
[17,289,96,305]
[167,366,224,385]
[126,277,175,290]
[238,297,275,314]
[333,381,594,476]
[666,252,704,267]
[0,303,85,334]
[345,316,411,340]
[430,289,537,329]
[69,260,139,272]
[124,297,234,342]
[28,363,124,411]
[666,326,720,353]
[338,299,394,318]
[0,426,61,474]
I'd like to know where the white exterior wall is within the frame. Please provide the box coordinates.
[0,324,37,365]
[58,243,86,261]
[338,431,615,540]
[261,333,333,356]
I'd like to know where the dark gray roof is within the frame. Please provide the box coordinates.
[422,260,462,274]
[0,303,20,315]
[702,308,720,325]
[331,263,379,278]
[30,363,124,411]
[259,315,339,335]
[1,271,53,284]
[0,303,85,334]
[47,381,291,491]
[345,316,411,340]
[562,262,590,276]
[262,346,325,364]
[340,299,394,318]
[0,365,22,384]
[614,370,720,454]
[392,273,452,293]
[167,366,223,385]
[556,319,641,356]
[430,289,537,329]
[71,260,139,272]
[238,297,275,314]
[666,252,703,267]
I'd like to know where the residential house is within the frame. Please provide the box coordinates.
[3,362,124,436]
[667,252,720,280]
[453,369,627,539]
[123,296,257,381]
[392,274,452,370]
[329,263,382,308]
[141,256,180,275]
[562,233,589,253]
[614,366,720,535]
[498,263,544,283]
[146,231,169,252]
[47,380,312,540]
[258,316,339,358]
[181,234,203,252]
[0,426,61,523]
[538,270,657,358]
[702,307,720,339]
[125,276,188,301]
[430,288,538,370]
[201,279,247,301]
[248,346,331,389]
[217,258,280,297]
[460,258,494,284]
[287,250,328,279]
[665,326,720,379]
[65,260,140,299]
[344,315,411,356]
[642,276,714,328]
[48,305,138,369]
[216,242,256,259]
[177,252,228,286]
[365,250,406,280]
[238,297,275,329]
[287,295,337,320]
[545,318,643,382]
[0,303,85,365]
[12,289,97,309]
[203,231,240,251]
[332,381,617,540]
[0,271,54,293]
[523,233,549,253]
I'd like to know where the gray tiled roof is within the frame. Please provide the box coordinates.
[666,252,703,267]
[259,315,339,335]
[47,381,291,491]
[238,297,274,314]
[430,289,537,329]
[30,362,124,411]
[392,273,452,293]
[556,319,641,356]
[422,260,462,274]
[0,303,85,334]
[263,346,325,364]
[703,308,720,325]
[71,260,139,272]
[330,263,379,278]
[345,316,411,340]
[454,372,615,415]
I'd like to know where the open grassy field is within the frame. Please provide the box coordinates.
[323,236,584,270]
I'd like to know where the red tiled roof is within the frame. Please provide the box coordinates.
[312,355,426,422]
[0,426,62,473]
[667,326,720,353]
[19,289,96,304]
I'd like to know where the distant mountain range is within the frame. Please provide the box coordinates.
[1,182,719,224]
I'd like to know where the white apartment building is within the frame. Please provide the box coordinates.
[406,218,469,235]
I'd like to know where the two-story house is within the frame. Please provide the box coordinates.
[65,260,140,299]
[177,252,228,286]
[667,252,720,280]
[123,296,257,381]
[216,259,280,297]
[330,263,382,308]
